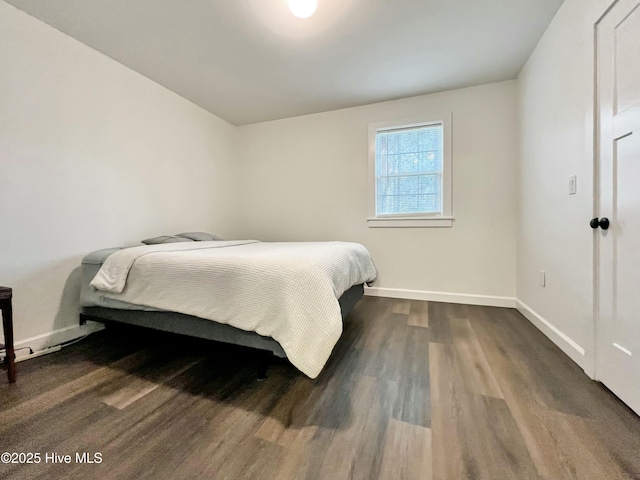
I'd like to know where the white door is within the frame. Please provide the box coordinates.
[596,0,640,415]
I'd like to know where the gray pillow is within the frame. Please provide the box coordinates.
[142,235,194,245]
[175,232,223,241]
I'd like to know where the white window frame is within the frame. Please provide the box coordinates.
[367,113,453,228]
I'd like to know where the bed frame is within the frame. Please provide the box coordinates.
[80,283,364,379]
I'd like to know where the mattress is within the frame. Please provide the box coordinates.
[81,241,377,377]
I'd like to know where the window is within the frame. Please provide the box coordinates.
[368,114,453,227]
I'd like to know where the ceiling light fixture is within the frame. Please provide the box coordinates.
[288,0,317,19]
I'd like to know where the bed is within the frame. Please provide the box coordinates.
[79,239,377,378]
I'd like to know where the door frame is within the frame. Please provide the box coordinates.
[592,0,620,381]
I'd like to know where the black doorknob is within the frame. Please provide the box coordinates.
[590,217,610,230]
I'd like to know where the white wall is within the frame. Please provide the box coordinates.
[238,81,518,305]
[517,0,614,376]
[0,2,239,351]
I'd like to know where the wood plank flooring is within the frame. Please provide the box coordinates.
[1,297,640,479]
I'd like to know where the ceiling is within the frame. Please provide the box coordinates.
[6,0,564,125]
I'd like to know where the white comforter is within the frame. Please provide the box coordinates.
[90,240,377,378]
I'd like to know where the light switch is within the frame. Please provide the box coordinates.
[569,175,577,195]
[539,270,546,287]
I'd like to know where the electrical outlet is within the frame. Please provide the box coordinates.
[539,270,546,287]
[569,175,577,195]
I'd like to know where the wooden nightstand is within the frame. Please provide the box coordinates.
[0,286,16,383]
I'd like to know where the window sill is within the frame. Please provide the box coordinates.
[367,216,454,228]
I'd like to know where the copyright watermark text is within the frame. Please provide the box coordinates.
[1,452,102,464]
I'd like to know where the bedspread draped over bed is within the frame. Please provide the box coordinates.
[90,240,378,378]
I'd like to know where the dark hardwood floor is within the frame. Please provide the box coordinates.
[1,297,640,479]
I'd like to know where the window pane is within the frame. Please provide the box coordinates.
[418,194,440,212]
[398,130,418,153]
[418,127,442,151]
[376,153,388,176]
[418,151,439,173]
[387,154,400,174]
[387,134,399,154]
[375,123,444,216]
[377,177,398,196]
[399,175,419,194]
[399,153,420,173]
[418,175,439,194]
[377,133,388,156]
[377,195,398,215]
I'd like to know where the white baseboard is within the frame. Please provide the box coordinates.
[515,300,586,367]
[12,321,104,360]
[364,287,516,308]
